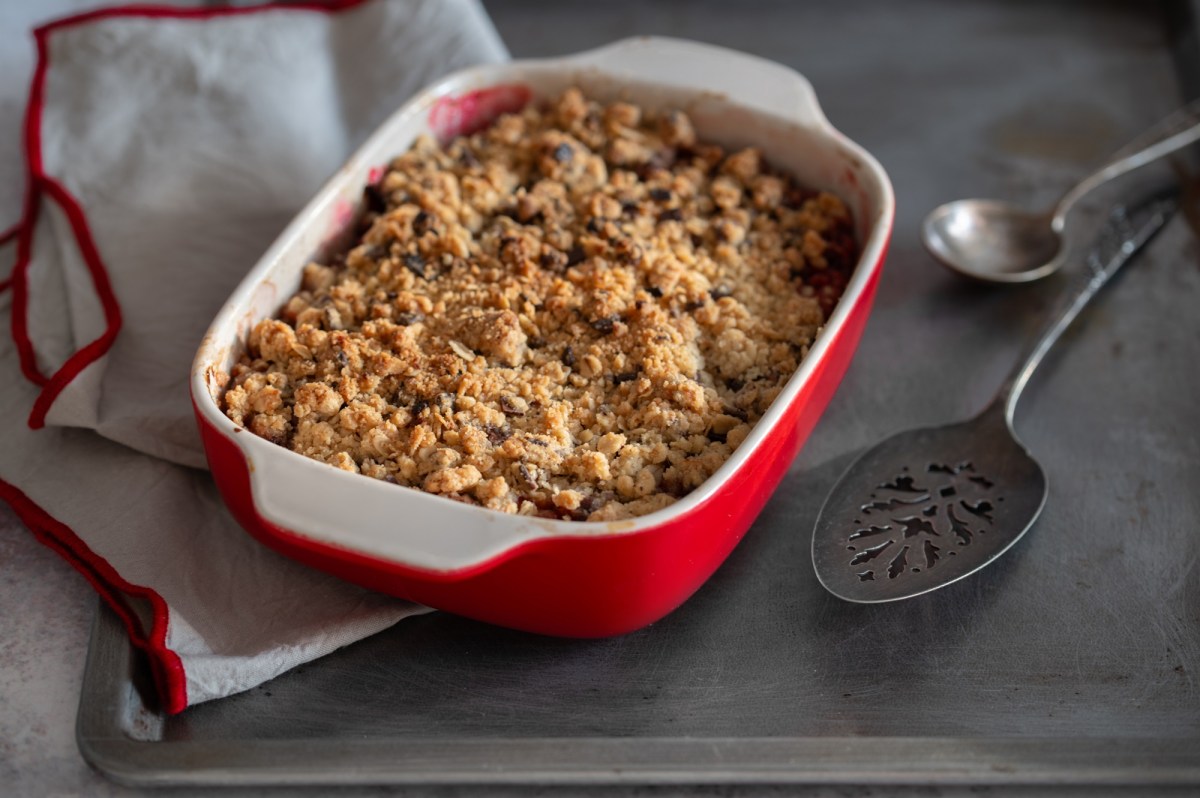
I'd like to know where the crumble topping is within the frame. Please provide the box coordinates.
[222,88,857,522]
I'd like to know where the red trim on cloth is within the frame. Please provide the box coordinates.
[8,186,43,384]
[0,221,19,294]
[10,24,50,386]
[37,0,374,34]
[0,479,188,714]
[25,178,123,429]
[6,0,380,714]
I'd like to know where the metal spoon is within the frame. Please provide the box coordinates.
[813,189,1178,603]
[923,100,1200,283]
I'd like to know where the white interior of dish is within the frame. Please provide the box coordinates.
[191,37,895,572]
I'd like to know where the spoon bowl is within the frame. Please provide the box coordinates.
[923,200,1063,283]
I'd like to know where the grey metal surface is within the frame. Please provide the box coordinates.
[77,0,1200,787]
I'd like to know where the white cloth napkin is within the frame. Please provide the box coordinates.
[0,0,507,713]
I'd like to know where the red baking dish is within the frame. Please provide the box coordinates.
[191,37,894,637]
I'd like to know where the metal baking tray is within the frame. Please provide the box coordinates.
[77,0,1200,787]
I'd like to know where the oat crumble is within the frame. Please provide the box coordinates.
[221,89,858,521]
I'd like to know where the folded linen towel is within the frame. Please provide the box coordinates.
[0,0,507,713]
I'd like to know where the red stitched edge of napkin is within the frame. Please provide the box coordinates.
[23,180,123,424]
[0,0,380,716]
[0,479,188,713]
[0,222,18,292]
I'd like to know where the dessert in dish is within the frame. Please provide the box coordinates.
[195,37,894,637]
[222,88,857,522]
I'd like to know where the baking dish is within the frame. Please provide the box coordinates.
[191,37,894,637]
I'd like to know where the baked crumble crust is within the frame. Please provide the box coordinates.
[222,88,857,521]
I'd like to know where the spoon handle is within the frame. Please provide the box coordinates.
[1051,101,1200,231]
[994,189,1179,425]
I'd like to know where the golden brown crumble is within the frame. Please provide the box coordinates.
[222,89,857,521]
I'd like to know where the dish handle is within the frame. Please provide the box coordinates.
[564,36,832,131]
[223,429,543,574]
